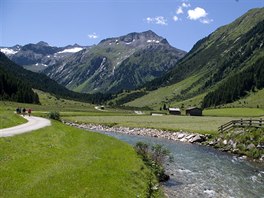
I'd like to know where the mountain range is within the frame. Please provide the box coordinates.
[1,31,186,94]
[43,30,186,93]
[1,8,263,109]
[0,42,89,72]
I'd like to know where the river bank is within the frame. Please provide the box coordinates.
[63,121,209,143]
[63,121,264,162]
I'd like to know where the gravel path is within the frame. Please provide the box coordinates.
[0,116,51,137]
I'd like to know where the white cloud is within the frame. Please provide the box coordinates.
[172,16,179,21]
[146,16,168,25]
[200,18,214,24]
[182,2,191,8]
[88,33,99,39]
[187,7,208,20]
[176,6,183,15]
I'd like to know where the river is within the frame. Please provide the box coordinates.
[93,130,264,198]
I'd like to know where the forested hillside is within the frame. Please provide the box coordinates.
[203,57,264,108]
[0,65,39,104]
[123,8,264,109]
[0,52,111,104]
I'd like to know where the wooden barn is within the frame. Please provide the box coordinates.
[186,107,202,116]
[168,108,181,115]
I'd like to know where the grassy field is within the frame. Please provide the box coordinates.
[1,89,264,197]
[204,108,264,117]
[0,103,27,129]
[0,121,154,197]
[125,74,203,109]
[0,90,134,116]
[63,114,237,134]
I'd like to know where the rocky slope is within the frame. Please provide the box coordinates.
[43,30,186,93]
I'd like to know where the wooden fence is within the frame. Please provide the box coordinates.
[218,118,263,133]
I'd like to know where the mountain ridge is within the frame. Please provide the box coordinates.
[121,8,264,109]
[0,42,89,72]
[42,30,186,93]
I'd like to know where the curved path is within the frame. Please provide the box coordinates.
[0,116,51,137]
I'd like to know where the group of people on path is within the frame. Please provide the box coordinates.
[16,107,32,116]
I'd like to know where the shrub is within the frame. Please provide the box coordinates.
[134,142,172,182]
[47,111,61,121]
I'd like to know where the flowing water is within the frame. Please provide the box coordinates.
[94,130,264,198]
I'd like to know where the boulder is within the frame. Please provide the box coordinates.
[247,143,256,150]
[180,138,188,142]
[186,134,195,140]
[190,135,205,143]
[177,133,185,139]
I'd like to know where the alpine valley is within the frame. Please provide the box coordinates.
[1,5,264,198]
[1,8,264,109]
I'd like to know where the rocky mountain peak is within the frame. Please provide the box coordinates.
[36,41,49,46]
[141,30,160,39]
[121,30,163,42]
[99,30,166,46]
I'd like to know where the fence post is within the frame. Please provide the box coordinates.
[260,118,262,127]
[249,118,252,126]
[240,118,243,127]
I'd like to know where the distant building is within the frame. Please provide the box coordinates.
[186,107,202,116]
[168,108,181,115]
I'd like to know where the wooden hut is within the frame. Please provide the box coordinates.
[168,108,181,115]
[186,107,202,116]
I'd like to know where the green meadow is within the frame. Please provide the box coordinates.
[1,89,264,197]
[64,114,235,134]
[0,120,155,198]
[0,96,161,197]
[0,104,26,129]
[203,108,264,117]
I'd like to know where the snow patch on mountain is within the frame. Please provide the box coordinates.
[147,40,160,43]
[57,47,84,54]
[0,48,19,55]
[35,63,48,67]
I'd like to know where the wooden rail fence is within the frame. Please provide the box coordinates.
[218,118,263,133]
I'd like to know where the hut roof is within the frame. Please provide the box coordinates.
[169,108,181,111]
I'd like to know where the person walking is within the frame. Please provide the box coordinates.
[22,108,26,116]
[28,108,32,117]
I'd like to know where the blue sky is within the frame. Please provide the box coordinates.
[0,0,263,51]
